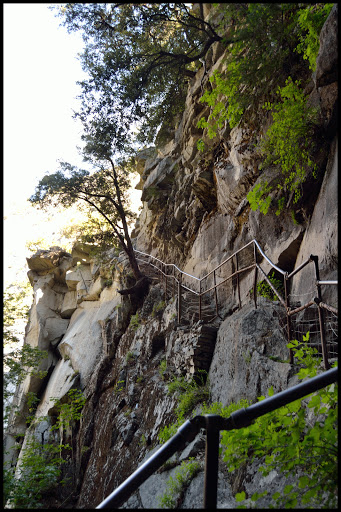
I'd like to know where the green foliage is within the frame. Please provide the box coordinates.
[60,210,120,254]
[129,313,140,331]
[247,77,319,216]
[152,300,166,317]
[197,3,304,139]
[51,389,86,433]
[158,423,179,445]
[196,139,205,153]
[158,371,209,443]
[139,433,147,447]
[136,375,145,384]
[247,181,272,215]
[52,3,222,147]
[29,155,144,281]
[294,4,334,71]
[220,340,338,508]
[4,284,48,426]
[168,370,209,419]
[197,59,244,136]
[256,271,285,301]
[159,458,201,508]
[197,4,328,217]
[4,437,67,509]
[159,359,167,380]
[125,351,136,363]
[114,380,125,394]
[156,337,337,508]
[4,389,85,509]
[258,77,318,209]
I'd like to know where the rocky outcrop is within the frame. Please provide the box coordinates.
[5,6,337,510]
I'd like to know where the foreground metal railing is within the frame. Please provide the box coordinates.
[134,240,338,369]
[96,366,338,509]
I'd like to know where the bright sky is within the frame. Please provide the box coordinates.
[3,3,141,289]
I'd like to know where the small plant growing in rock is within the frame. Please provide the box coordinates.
[139,433,147,447]
[129,313,140,331]
[104,278,113,288]
[152,300,166,317]
[159,359,167,380]
[158,458,201,508]
[251,271,284,302]
[125,351,136,363]
[257,271,284,301]
[158,371,209,443]
[168,370,209,418]
[136,375,145,384]
[114,380,125,394]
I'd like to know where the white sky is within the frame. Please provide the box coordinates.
[3,3,141,288]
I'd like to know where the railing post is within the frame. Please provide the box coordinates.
[164,264,167,301]
[235,253,241,310]
[199,279,202,321]
[253,243,258,309]
[213,270,219,318]
[203,415,220,509]
[311,255,329,369]
[284,273,294,364]
[178,272,182,324]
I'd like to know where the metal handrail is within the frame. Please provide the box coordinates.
[134,239,286,287]
[96,367,338,509]
[135,241,338,292]
[134,243,338,368]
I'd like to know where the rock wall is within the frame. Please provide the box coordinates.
[5,5,337,509]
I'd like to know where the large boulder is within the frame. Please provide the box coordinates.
[26,246,72,275]
[209,302,291,406]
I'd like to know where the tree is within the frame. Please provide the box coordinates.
[3,284,47,429]
[29,153,146,293]
[51,3,226,146]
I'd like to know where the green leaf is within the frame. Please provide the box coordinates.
[298,475,310,489]
[235,491,246,502]
[284,484,294,495]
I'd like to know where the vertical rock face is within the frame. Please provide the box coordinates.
[5,7,337,510]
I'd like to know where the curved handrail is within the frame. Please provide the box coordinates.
[134,248,201,281]
[135,239,287,287]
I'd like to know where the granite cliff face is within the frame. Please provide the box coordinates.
[5,6,337,509]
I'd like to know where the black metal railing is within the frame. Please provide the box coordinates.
[96,366,338,509]
[134,242,338,369]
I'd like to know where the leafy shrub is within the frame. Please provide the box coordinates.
[159,359,167,380]
[247,181,272,215]
[157,338,337,508]
[256,77,318,213]
[125,351,136,363]
[4,437,67,509]
[220,340,338,508]
[158,371,209,443]
[129,313,140,331]
[168,371,209,419]
[51,389,86,433]
[159,459,201,509]
[152,300,166,317]
[294,4,334,71]
[256,271,284,301]
[3,389,85,509]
